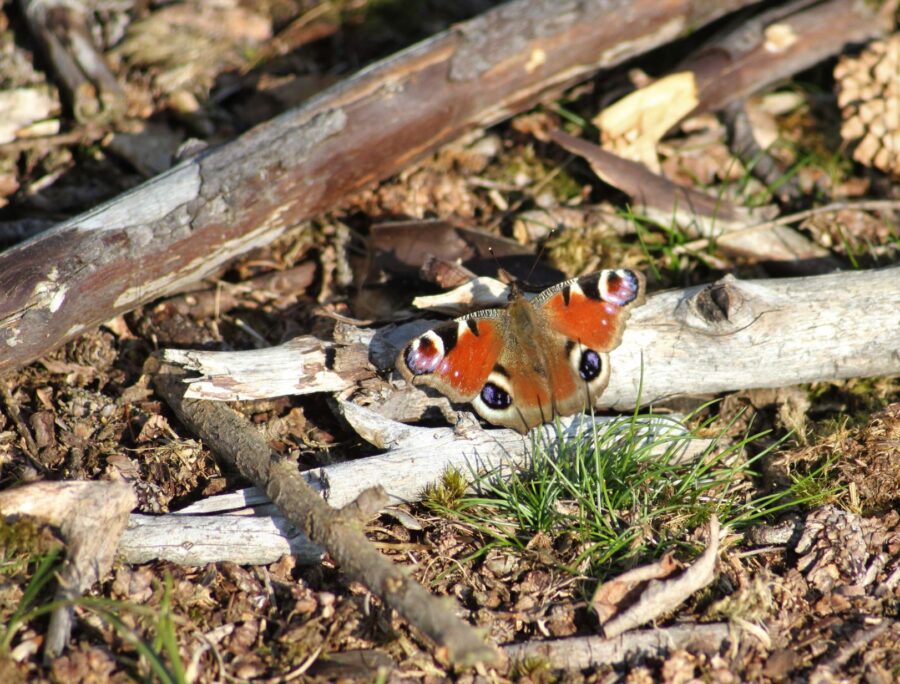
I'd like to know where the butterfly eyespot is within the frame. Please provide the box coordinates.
[601,269,641,306]
[480,382,512,410]
[578,349,603,381]
[404,333,444,375]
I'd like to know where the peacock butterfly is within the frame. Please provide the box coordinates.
[396,269,646,433]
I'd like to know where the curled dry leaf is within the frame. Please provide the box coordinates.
[598,516,721,638]
[591,553,680,624]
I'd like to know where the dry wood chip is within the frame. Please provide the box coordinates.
[0,87,59,144]
[593,71,699,172]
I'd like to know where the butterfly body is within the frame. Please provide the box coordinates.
[398,269,645,433]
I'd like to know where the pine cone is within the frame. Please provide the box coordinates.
[834,34,900,177]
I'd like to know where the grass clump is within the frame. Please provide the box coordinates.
[422,468,469,512]
[436,410,836,580]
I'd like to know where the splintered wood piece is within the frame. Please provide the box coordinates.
[163,335,372,400]
[411,276,509,314]
[0,481,136,659]
[0,0,762,375]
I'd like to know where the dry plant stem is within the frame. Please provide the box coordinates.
[0,0,762,374]
[504,623,732,669]
[0,125,106,155]
[602,517,720,638]
[675,200,900,255]
[548,129,763,237]
[19,0,126,122]
[151,365,496,667]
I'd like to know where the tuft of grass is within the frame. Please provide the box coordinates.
[434,409,837,580]
[0,532,189,684]
[422,468,469,512]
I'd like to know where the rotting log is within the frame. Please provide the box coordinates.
[0,0,761,374]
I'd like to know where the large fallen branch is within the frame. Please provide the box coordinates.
[118,409,710,565]
[0,0,759,374]
[165,268,900,409]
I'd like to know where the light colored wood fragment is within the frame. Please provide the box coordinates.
[120,513,323,566]
[504,623,732,669]
[117,410,711,565]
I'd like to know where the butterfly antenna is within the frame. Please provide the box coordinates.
[524,222,564,287]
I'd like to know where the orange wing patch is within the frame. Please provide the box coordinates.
[543,293,626,351]
[435,319,503,398]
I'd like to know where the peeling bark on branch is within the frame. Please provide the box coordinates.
[0,0,760,374]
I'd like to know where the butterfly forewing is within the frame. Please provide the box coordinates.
[399,315,505,403]
[536,269,645,351]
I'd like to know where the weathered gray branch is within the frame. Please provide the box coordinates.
[601,267,900,409]
[165,268,900,409]
[118,410,711,565]
[0,0,760,374]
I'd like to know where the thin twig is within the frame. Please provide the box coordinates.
[809,619,892,683]
[0,375,43,470]
[504,623,733,669]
